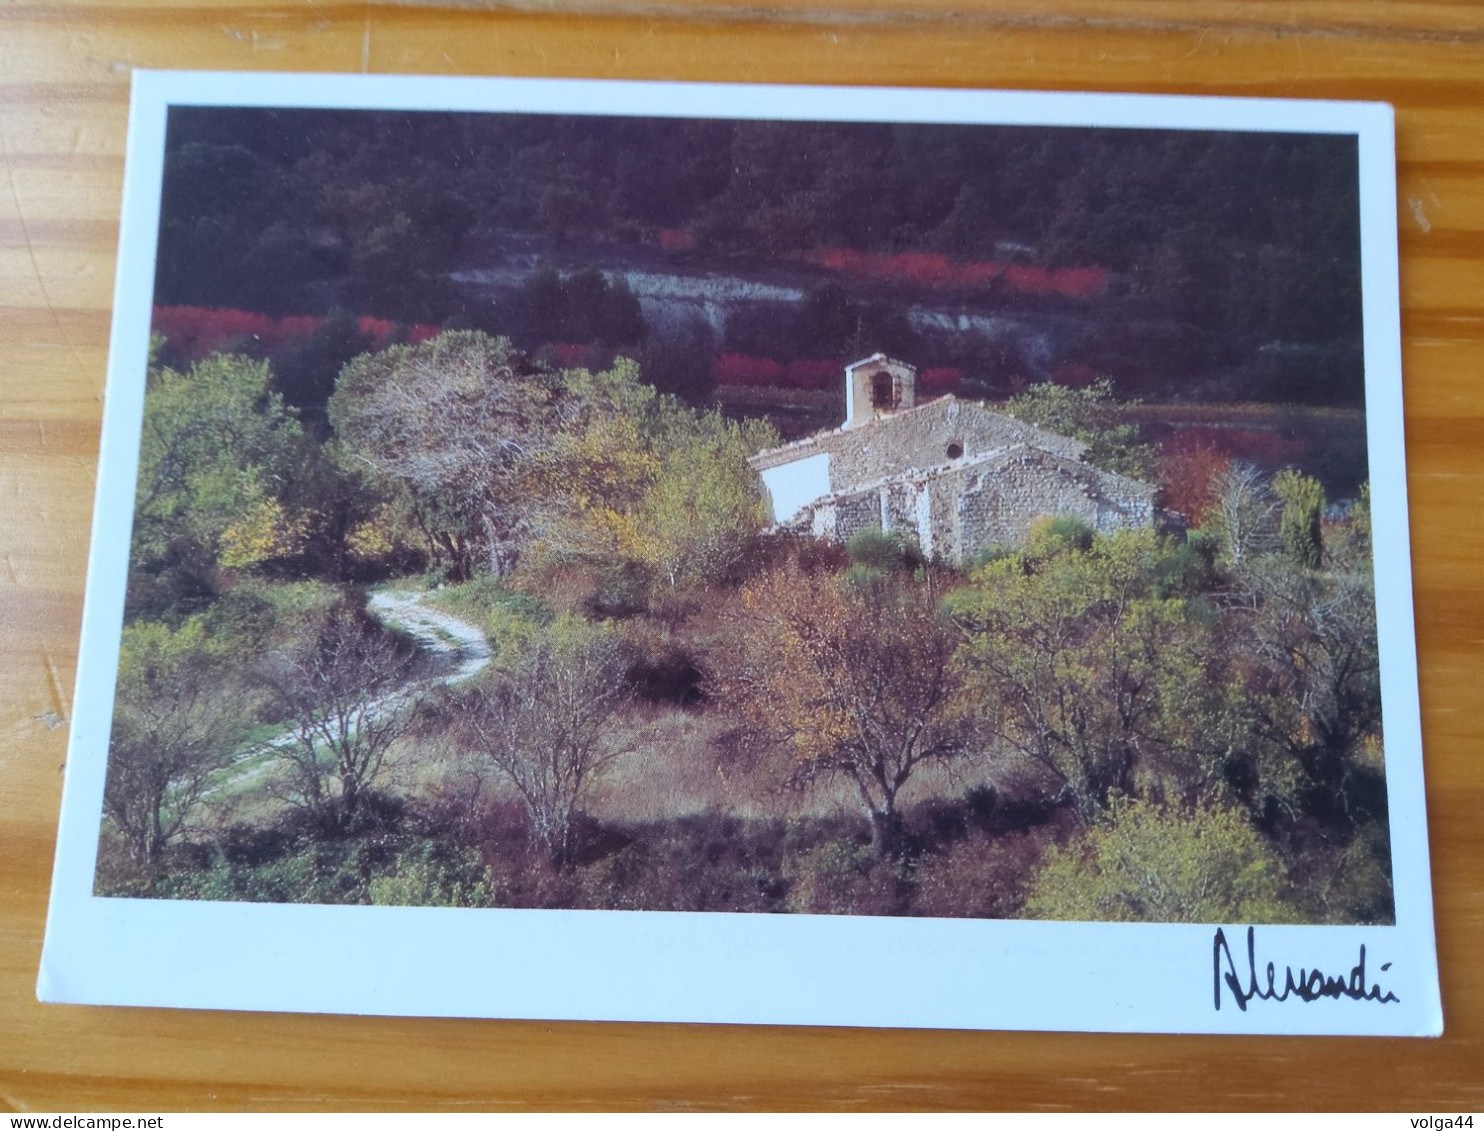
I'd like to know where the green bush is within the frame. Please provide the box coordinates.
[1023,798,1301,924]
[1153,529,1219,597]
[138,830,493,908]
[369,842,492,908]
[846,527,923,573]
[205,577,344,654]
[1285,821,1395,926]
[1274,469,1325,570]
[1023,515,1095,558]
[583,558,653,619]
[151,841,376,904]
[423,574,548,625]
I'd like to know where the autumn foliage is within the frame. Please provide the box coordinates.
[1157,434,1233,524]
[727,558,970,859]
[797,247,1108,298]
[152,305,440,366]
[100,329,1389,927]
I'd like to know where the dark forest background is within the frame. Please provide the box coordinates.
[153,107,1364,411]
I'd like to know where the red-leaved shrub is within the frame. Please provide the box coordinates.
[152,306,445,367]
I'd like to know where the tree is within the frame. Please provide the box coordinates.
[1206,462,1280,568]
[634,415,775,588]
[258,604,416,832]
[526,367,779,590]
[329,332,559,579]
[598,274,645,345]
[514,267,648,348]
[1196,473,1389,909]
[1349,480,1372,547]
[522,357,669,564]
[845,526,925,583]
[728,561,970,858]
[456,617,633,866]
[103,619,243,867]
[131,353,306,613]
[791,283,861,356]
[1234,551,1382,822]
[1023,799,1299,923]
[1157,434,1231,525]
[947,526,1247,822]
[1273,468,1325,569]
[154,141,324,312]
[1003,378,1155,479]
[344,211,457,322]
[518,263,568,345]
[539,182,600,244]
[1192,465,1384,833]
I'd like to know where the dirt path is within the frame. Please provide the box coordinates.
[367,588,492,685]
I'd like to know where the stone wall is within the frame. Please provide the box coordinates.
[798,444,1155,563]
[947,449,1154,557]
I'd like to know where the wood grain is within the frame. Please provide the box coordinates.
[1,1,1480,1111]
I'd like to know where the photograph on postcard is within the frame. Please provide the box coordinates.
[84,95,1401,934]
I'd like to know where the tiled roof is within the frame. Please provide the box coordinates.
[747,394,1091,471]
[790,442,1156,512]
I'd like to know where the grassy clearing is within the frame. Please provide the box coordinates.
[420,576,549,638]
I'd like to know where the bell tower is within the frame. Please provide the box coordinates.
[844,354,916,428]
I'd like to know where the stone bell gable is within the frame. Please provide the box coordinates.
[844,353,917,427]
[747,353,1156,563]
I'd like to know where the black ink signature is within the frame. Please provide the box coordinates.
[1213,926,1400,1011]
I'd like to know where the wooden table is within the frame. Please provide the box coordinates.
[2,0,1481,1111]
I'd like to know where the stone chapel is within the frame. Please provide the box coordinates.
[746,354,1157,563]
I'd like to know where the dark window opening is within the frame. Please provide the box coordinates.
[946,441,964,460]
[871,371,895,409]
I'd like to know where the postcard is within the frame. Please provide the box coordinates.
[39,70,1441,1034]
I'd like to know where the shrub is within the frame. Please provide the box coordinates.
[368,842,492,908]
[1282,821,1394,925]
[572,812,788,913]
[511,553,651,620]
[622,624,706,706]
[783,359,839,390]
[920,367,963,392]
[456,615,635,866]
[584,558,653,618]
[150,839,378,904]
[912,830,1052,919]
[1023,798,1301,923]
[845,527,923,573]
[1273,468,1325,570]
[713,353,784,387]
[781,820,903,915]
[1023,515,1095,558]
[1157,433,1231,525]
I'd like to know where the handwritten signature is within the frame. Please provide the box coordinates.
[1213,926,1400,1011]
